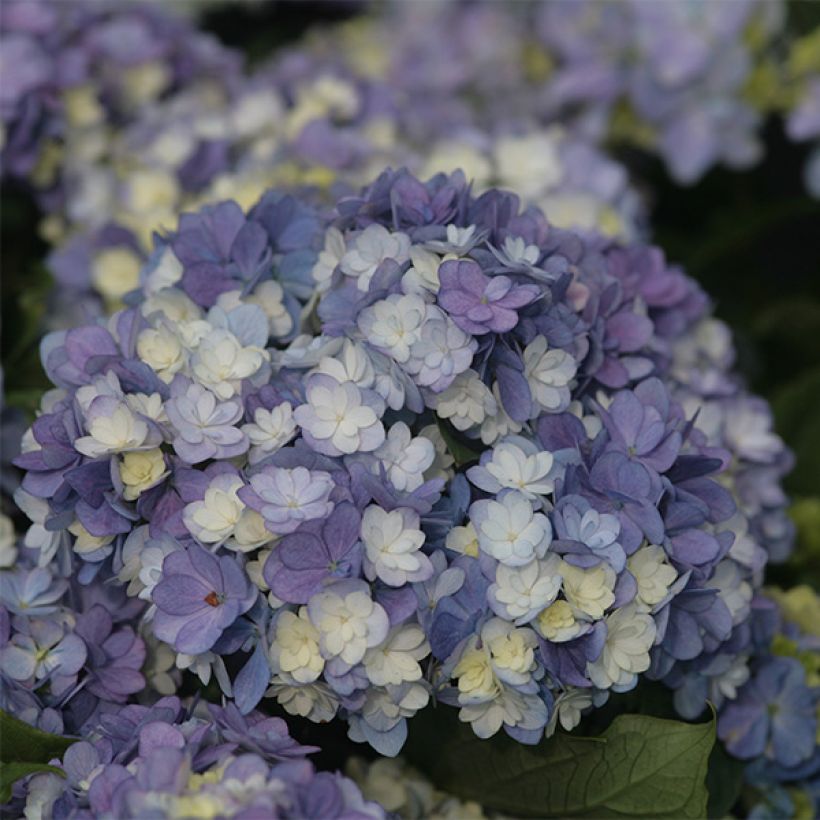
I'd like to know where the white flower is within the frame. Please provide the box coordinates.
[587,604,656,691]
[143,246,184,295]
[340,224,411,291]
[401,245,445,295]
[358,294,427,363]
[419,423,455,482]
[547,688,595,736]
[363,625,430,686]
[315,340,375,389]
[294,378,385,456]
[445,523,480,558]
[711,559,752,626]
[90,247,142,304]
[471,490,552,567]
[489,554,563,624]
[141,287,201,324]
[535,599,588,642]
[125,392,168,426]
[405,308,477,392]
[0,513,17,569]
[191,328,268,399]
[627,545,678,612]
[468,438,557,500]
[269,677,339,723]
[229,509,272,553]
[560,561,617,621]
[523,336,577,416]
[67,521,114,556]
[372,422,435,492]
[361,506,432,587]
[312,226,347,291]
[500,235,540,267]
[242,403,297,464]
[75,402,151,458]
[493,132,563,199]
[482,618,539,687]
[459,685,547,740]
[14,490,63,566]
[432,370,497,432]
[246,280,293,339]
[119,448,168,501]
[453,641,499,704]
[137,324,186,383]
[271,608,324,683]
[183,473,246,545]
[307,582,390,666]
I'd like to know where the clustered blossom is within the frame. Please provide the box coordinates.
[9,169,798,770]
[0,0,240,192]
[0,677,382,820]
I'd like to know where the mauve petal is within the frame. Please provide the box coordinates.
[325,503,361,558]
[271,566,328,604]
[279,532,327,570]
[187,545,224,590]
[153,576,211,615]
[608,391,643,448]
[173,608,227,655]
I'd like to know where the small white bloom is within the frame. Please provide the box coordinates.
[0,513,17,569]
[183,473,246,545]
[459,685,547,740]
[242,403,297,464]
[137,325,187,383]
[489,554,563,624]
[294,378,384,456]
[560,561,617,621]
[143,246,184,295]
[493,132,563,199]
[229,509,272,553]
[271,608,324,684]
[340,224,411,291]
[401,245,445,295]
[471,490,552,567]
[468,438,556,500]
[501,235,540,267]
[587,604,656,691]
[535,599,588,643]
[312,226,347,291]
[523,336,577,416]
[627,545,678,612]
[482,618,539,687]
[308,583,390,666]
[269,677,339,723]
[119,448,168,501]
[67,521,114,556]
[453,642,499,704]
[432,370,497,432]
[75,402,150,458]
[419,423,455,482]
[361,506,432,587]
[363,624,430,687]
[547,688,595,736]
[373,422,435,492]
[359,294,427,363]
[191,328,268,399]
[246,280,293,338]
[315,340,375,389]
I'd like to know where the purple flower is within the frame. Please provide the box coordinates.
[152,546,257,654]
[165,381,248,464]
[239,465,335,535]
[437,259,539,335]
[264,501,362,603]
[718,657,818,769]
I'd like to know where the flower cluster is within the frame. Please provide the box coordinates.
[717,586,820,814]
[0,0,240,195]
[4,688,382,819]
[43,24,645,322]
[11,169,794,762]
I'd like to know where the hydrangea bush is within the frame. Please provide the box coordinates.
[8,168,801,773]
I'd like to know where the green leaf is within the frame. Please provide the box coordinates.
[0,711,76,803]
[435,419,481,467]
[404,706,714,818]
[0,710,76,765]
[0,762,64,804]
[706,740,745,818]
